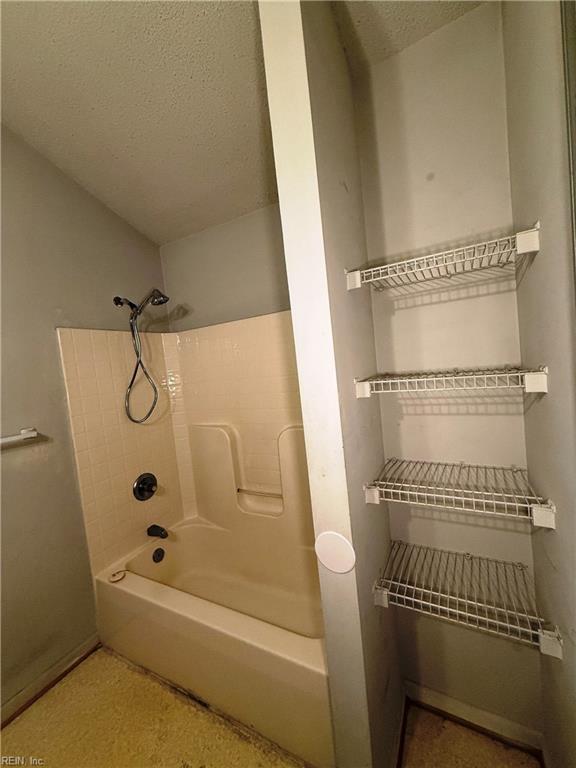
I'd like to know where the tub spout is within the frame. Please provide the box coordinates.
[147,524,168,539]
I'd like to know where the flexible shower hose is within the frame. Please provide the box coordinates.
[125,315,159,423]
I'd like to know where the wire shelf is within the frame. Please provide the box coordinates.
[364,458,555,528]
[374,541,553,648]
[355,367,548,397]
[346,227,540,291]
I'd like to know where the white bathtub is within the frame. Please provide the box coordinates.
[96,520,335,768]
[126,516,324,638]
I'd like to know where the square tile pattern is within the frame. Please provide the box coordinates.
[58,311,303,574]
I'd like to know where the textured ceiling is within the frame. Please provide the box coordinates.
[2,1,480,245]
[334,1,482,74]
[2,1,276,244]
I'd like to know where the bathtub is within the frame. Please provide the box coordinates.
[126,514,324,638]
[96,518,335,768]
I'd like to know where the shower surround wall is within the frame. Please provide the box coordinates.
[58,329,183,574]
[165,312,302,497]
[59,311,303,574]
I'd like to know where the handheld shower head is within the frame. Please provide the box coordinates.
[113,289,169,317]
[135,288,169,316]
[112,287,170,424]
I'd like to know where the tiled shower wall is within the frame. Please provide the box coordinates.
[58,329,183,574]
[59,311,302,573]
[173,312,302,495]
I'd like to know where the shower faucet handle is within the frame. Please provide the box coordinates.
[133,472,158,501]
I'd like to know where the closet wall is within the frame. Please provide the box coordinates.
[503,3,576,765]
[356,3,541,740]
[261,1,573,761]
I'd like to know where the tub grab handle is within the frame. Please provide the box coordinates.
[237,487,283,500]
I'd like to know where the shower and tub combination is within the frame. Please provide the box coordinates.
[57,306,334,768]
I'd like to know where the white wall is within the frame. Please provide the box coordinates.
[356,3,541,739]
[1,126,163,719]
[160,204,289,331]
[503,4,576,765]
[259,3,400,765]
[301,4,405,766]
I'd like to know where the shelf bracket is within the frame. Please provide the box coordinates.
[531,501,556,529]
[364,486,381,505]
[538,627,563,659]
[355,379,372,399]
[373,582,389,608]
[515,222,540,255]
[346,270,362,291]
[524,368,548,393]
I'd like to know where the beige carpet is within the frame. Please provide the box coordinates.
[1,649,304,768]
[2,649,541,768]
[402,705,540,768]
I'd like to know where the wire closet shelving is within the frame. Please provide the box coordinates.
[355,366,548,397]
[346,226,540,291]
[364,458,556,528]
[373,541,562,657]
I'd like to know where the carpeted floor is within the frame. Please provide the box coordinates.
[1,649,304,768]
[402,705,540,768]
[2,648,540,768]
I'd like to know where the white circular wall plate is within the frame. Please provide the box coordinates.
[314,531,356,574]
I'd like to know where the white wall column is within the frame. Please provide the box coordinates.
[259,3,402,766]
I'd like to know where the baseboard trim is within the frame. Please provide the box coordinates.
[395,695,409,768]
[1,634,100,726]
[404,681,543,751]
